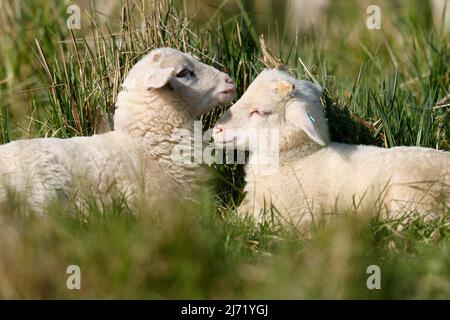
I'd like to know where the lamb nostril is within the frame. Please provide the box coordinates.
[213,127,223,135]
[225,77,234,84]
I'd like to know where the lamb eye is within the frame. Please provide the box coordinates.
[250,110,271,117]
[176,69,194,78]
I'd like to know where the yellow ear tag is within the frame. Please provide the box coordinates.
[275,80,295,94]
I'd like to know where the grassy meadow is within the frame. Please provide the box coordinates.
[0,0,449,299]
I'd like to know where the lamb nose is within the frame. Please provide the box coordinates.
[213,126,224,135]
[224,77,234,84]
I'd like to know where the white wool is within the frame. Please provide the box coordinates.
[0,48,236,213]
[213,69,449,225]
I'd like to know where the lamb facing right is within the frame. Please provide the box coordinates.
[0,48,236,213]
[213,68,450,226]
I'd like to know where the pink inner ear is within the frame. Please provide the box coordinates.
[150,52,161,62]
[274,80,295,94]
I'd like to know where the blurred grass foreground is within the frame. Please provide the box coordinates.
[0,0,449,299]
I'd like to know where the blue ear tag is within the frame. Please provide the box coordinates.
[308,114,316,123]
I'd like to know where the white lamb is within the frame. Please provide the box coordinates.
[213,68,449,226]
[0,48,236,213]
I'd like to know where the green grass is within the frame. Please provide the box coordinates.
[0,198,448,299]
[0,0,449,299]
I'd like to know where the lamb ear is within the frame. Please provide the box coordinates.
[276,64,291,75]
[145,67,176,89]
[274,80,295,94]
[285,100,327,146]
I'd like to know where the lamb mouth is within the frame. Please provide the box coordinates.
[217,88,237,100]
[220,88,236,95]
